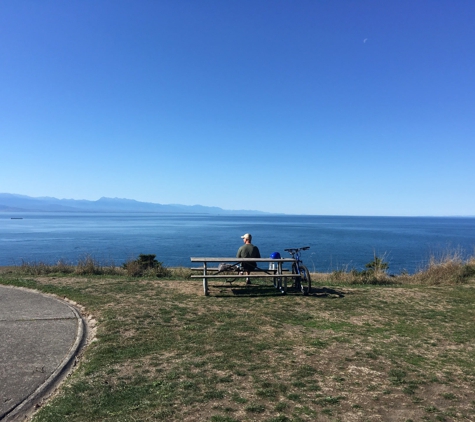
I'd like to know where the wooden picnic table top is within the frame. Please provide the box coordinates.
[190,257,295,263]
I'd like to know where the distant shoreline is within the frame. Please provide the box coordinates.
[2,211,475,218]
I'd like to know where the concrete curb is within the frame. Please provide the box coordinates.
[1,289,87,422]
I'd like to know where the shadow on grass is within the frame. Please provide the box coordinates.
[212,283,285,297]
[312,287,345,298]
[210,283,345,298]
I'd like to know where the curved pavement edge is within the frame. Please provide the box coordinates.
[1,287,88,422]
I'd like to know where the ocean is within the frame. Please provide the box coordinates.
[1,213,475,274]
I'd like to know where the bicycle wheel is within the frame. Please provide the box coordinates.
[299,265,311,296]
[292,263,301,291]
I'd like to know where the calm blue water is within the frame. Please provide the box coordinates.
[1,213,474,274]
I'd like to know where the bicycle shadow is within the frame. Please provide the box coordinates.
[310,287,345,298]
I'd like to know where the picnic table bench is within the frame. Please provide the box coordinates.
[190,257,297,296]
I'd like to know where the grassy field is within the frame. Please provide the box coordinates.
[1,263,475,421]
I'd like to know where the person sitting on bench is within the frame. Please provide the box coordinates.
[236,233,261,284]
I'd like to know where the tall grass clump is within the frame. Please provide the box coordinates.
[74,255,120,275]
[407,251,475,285]
[75,255,102,275]
[20,259,75,275]
[12,254,171,278]
[18,255,122,276]
[326,251,475,286]
[169,267,193,279]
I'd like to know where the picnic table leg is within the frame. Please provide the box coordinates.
[203,263,209,296]
[273,272,281,290]
[279,261,287,294]
[273,263,282,290]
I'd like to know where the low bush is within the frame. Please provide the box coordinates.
[329,254,394,285]
[123,254,170,278]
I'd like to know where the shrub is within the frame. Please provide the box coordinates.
[358,254,391,284]
[329,254,393,285]
[123,254,170,278]
[364,255,389,273]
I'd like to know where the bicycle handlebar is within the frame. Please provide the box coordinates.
[284,246,310,253]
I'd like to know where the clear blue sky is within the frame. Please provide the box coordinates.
[1,0,474,216]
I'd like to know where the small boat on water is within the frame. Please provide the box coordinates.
[11,217,23,219]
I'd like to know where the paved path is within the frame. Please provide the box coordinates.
[0,285,85,421]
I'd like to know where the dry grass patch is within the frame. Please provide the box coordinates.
[1,272,475,421]
[407,252,475,285]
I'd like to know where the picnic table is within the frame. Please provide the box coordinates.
[190,257,297,296]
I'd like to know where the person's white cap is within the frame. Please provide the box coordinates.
[241,233,252,240]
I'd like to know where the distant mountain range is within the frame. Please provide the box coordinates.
[0,193,269,215]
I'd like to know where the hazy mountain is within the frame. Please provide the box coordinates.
[0,193,269,215]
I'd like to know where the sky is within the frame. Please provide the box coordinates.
[1,0,474,216]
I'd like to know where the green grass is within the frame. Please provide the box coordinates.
[1,269,475,421]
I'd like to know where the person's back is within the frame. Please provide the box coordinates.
[237,243,260,259]
[237,233,260,274]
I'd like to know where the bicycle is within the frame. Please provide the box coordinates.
[216,262,243,283]
[284,246,312,295]
[216,262,265,283]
